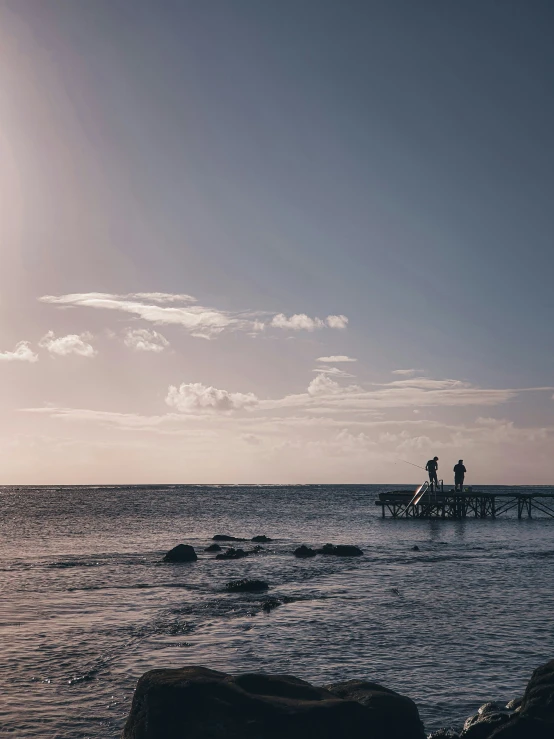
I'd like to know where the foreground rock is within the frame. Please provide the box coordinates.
[162,544,197,563]
[123,666,425,739]
[225,579,269,593]
[326,679,425,738]
[317,543,364,557]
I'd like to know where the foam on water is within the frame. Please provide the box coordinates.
[1,484,554,737]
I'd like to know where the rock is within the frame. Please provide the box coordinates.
[162,544,197,563]
[252,535,272,542]
[489,659,554,738]
[215,547,249,560]
[505,698,522,712]
[123,666,425,739]
[294,545,317,558]
[261,598,282,612]
[204,543,222,552]
[461,711,510,738]
[412,545,420,551]
[317,543,364,557]
[427,731,460,739]
[252,545,264,552]
[213,534,246,542]
[225,579,269,593]
[478,703,503,716]
[325,679,425,738]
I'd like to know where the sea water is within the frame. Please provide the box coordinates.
[1,484,553,737]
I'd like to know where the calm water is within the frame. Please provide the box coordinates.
[1,484,553,737]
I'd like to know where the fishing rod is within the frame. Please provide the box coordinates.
[400,459,426,471]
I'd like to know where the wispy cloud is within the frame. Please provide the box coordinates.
[166,382,259,413]
[312,366,355,378]
[0,341,38,363]
[317,355,357,363]
[392,368,423,376]
[123,328,169,353]
[39,293,349,339]
[39,331,96,357]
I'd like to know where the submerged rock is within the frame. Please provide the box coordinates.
[225,579,269,593]
[123,666,426,739]
[261,597,281,612]
[252,535,272,542]
[162,544,197,563]
[294,545,317,558]
[213,534,246,542]
[317,543,364,557]
[412,545,421,551]
[204,543,222,552]
[215,547,249,560]
[325,679,425,739]
[427,731,460,739]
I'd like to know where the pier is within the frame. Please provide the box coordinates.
[377,488,554,519]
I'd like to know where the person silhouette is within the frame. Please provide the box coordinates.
[454,460,466,492]
[425,456,439,490]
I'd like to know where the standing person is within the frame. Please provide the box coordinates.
[425,456,439,490]
[454,460,466,492]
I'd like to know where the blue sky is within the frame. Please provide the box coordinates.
[1,1,553,483]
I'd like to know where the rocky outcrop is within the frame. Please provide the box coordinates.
[215,547,249,560]
[213,534,246,542]
[162,544,197,563]
[294,545,317,558]
[225,579,269,593]
[252,535,272,542]
[317,543,364,557]
[204,543,222,552]
[122,666,425,739]
[325,679,425,738]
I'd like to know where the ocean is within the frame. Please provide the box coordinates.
[1,484,553,737]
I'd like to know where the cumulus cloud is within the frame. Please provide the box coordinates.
[317,355,357,363]
[39,331,96,357]
[271,313,349,331]
[166,382,259,413]
[124,328,169,353]
[326,315,348,329]
[0,340,38,363]
[307,374,343,396]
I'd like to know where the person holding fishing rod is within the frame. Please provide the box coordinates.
[425,456,439,491]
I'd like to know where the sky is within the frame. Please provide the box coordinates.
[1,0,554,484]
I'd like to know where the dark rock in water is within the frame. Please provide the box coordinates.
[325,679,425,738]
[412,545,420,551]
[252,535,272,542]
[162,544,197,563]
[489,658,554,738]
[461,711,510,738]
[215,547,249,560]
[427,730,460,739]
[505,697,523,711]
[123,666,426,739]
[225,579,269,593]
[478,702,503,716]
[251,545,264,552]
[317,543,364,557]
[294,545,317,558]
[213,534,246,542]
[204,543,222,552]
[261,597,281,612]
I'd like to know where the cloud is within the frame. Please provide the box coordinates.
[271,313,349,330]
[307,374,343,396]
[40,293,348,339]
[241,433,262,445]
[326,315,348,329]
[39,331,96,357]
[312,366,355,377]
[317,355,357,363]
[123,328,169,353]
[392,368,423,376]
[0,341,38,363]
[166,382,259,413]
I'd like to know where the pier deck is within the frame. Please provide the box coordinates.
[377,490,554,519]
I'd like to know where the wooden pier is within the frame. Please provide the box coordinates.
[376,489,554,519]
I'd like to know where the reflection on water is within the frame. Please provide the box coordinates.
[1,484,554,737]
